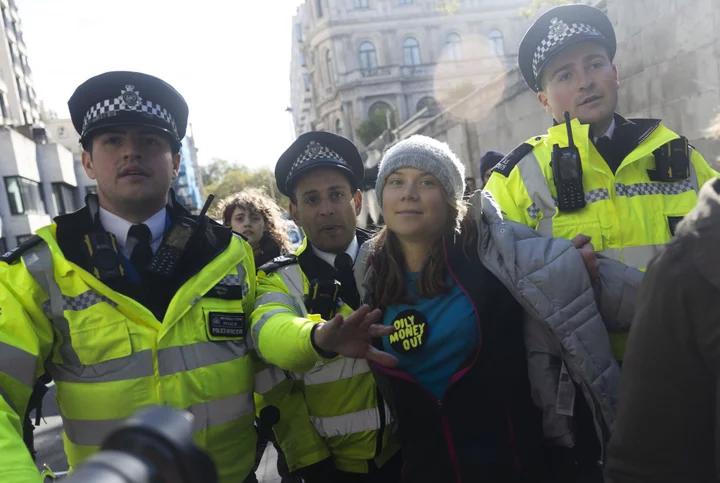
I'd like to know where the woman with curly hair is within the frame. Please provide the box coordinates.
[219,188,292,267]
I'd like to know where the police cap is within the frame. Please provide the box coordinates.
[68,71,189,149]
[275,131,364,198]
[518,4,616,92]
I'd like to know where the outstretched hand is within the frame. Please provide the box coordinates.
[312,305,398,367]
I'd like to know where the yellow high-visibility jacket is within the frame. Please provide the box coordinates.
[251,238,399,474]
[0,223,257,483]
[485,116,719,360]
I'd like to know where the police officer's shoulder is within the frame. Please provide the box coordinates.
[491,141,538,178]
[258,255,299,275]
[0,235,45,264]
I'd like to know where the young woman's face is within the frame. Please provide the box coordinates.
[230,207,266,249]
[382,168,449,243]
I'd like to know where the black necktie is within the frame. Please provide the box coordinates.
[595,136,620,173]
[128,224,153,274]
[334,253,360,309]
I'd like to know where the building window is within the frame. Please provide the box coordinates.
[302,73,311,92]
[488,29,505,57]
[359,42,378,70]
[57,126,66,138]
[15,75,24,101]
[295,23,303,42]
[399,0,413,4]
[316,0,323,18]
[368,101,393,119]
[445,33,462,61]
[403,37,421,66]
[0,238,6,254]
[85,185,98,196]
[325,51,334,86]
[300,52,306,67]
[354,0,369,7]
[5,176,45,215]
[416,96,438,115]
[52,183,76,216]
[335,119,343,135]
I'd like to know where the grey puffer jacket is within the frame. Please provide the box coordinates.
[358,190,643,457]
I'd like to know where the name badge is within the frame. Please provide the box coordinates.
[208,312,245,339]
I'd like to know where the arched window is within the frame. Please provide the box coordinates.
[445,33,462,61]
[368,101,393,119]
[359,41,378,70]
[488,29,504,57]
[416,96,438,115]
[335,119,343,135]
[403,37,421,66]
[325,50,334,86]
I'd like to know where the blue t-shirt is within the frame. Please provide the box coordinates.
[381,273,479,399]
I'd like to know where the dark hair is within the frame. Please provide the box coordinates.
[217,188,291,254]
[369,197,475,309]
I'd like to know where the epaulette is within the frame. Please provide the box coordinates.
[491,142,535,178]
[0,235,44,264]
[258,255,299,275]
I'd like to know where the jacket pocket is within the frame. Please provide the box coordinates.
[551,218,604,250]
[67,313,132,366]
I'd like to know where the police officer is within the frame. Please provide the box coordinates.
[251,131,401,482]
[0,71,258,482]
[484,4,719,361]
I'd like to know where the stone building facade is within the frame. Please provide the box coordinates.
[386,0,720,183]
[289,0,533,148]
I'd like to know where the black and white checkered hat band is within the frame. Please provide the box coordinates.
[532,22,602,78]
[287,144,347,181]
[82,97,178,138]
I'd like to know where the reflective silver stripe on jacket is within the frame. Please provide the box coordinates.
[615,162,699,197]
[0,341,37,388]
[157,340,248,376]
[254,366,288,395]
[23,245,81,368]
[302,358,371,386]
[255,292,301,314]
[63,391,255,446]
[252,308,294,362]
[51,350,155,384]
[277,265,308,317]
[217,263,249,297]
[310,404,393,438]
[516,152,556,236]
[0,386,17,413]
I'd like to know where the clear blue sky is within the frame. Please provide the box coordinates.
[16,0,304,169]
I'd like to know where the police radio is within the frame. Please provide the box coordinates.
[552,112,586,212]
[147,194,215,278]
